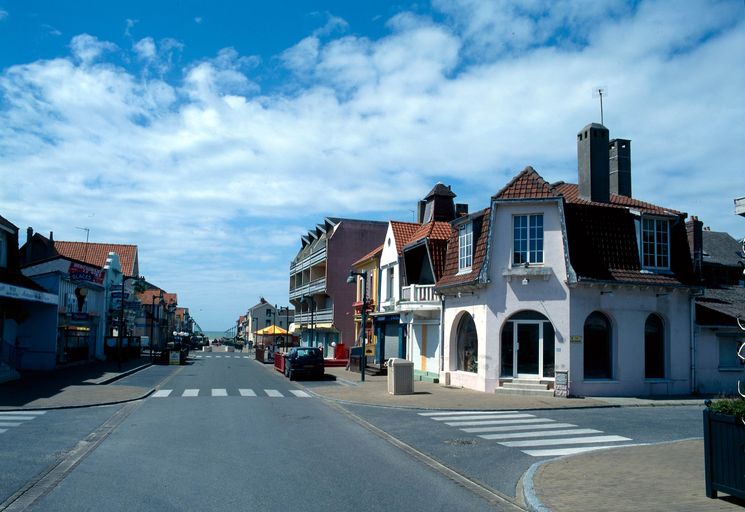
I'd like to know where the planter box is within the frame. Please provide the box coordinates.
[704,409,745,500]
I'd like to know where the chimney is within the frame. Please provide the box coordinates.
[577,123,610,202]
[455,203,469,217]
[26,227,33,261]
[609,138,631,197]
[49,231,54,243]
[687,216,703,278]
[417,200,426,224]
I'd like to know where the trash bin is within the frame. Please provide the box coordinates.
[387,358,414,395]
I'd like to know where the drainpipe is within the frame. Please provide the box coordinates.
[690,289,702,394]
[439,293,445,373]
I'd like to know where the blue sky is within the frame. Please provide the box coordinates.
[1,0,744,331]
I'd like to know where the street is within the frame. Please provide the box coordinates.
[0,355,704,511]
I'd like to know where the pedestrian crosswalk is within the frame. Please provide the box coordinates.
[419,410,632,457]
[151,388,312,398]
[0,410,46,434]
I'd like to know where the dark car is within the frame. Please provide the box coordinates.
[284,347,324,380]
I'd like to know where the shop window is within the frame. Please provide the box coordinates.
[644,314,665,379]
[584,311,612,379]
[456,313,478,373]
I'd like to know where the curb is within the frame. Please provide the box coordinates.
[519,437,703,512]
[97,362,153,385]
[0,388,156,412]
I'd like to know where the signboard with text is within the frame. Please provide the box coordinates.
[68,262,104,284]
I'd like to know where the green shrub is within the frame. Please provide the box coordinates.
[707,398,745,421]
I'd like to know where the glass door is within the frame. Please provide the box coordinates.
[515,322,540,377]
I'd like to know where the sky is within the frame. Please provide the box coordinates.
[1,1,743,331]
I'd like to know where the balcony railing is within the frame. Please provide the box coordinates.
[294,308,333,326]
[289,277,326,300]
[290,245,327,273]
[400,284,439,306]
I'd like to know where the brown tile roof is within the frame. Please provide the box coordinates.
[493,166,560,200]
[554,183,683,216]
[390,221,420,255]
[407,221,453,243]
[436,208,491,290]
[54,241,138,277]
[353,244,383,267]
[138,288,177,306]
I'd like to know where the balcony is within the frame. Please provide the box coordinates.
[399,284,440,312]
[290,245,327,274]
[293,308,333,326]
[289,277,326,301]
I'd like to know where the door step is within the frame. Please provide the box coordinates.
[496,379,554,397]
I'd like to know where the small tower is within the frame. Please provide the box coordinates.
[577,123,610,203]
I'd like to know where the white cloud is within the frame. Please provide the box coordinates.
[69,34,117,65]
[194,16,203,24]
[0,9,8,21]
[1,1,744,328]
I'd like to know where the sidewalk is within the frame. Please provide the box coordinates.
[0,356,154,410]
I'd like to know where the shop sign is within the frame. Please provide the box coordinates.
[71,312,89,321]
[69,263,104,284]
[169,351,181,365]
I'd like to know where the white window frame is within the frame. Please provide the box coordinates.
[640,217,670,270]
[512,214,544,266]
[458,222,473,273]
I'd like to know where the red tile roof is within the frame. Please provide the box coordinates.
[390,221,420,255]
[54,241,139,277]
[138,288,177,306]
[554,183,683,216]
[494,166,560,200]
[407,221,453,243]
[353,244,383,267]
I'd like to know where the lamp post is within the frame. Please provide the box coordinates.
[347,270,367,382]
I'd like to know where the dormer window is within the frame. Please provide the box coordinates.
[513,214,543,265]
[641,217,670,270]
[458,222,473,272]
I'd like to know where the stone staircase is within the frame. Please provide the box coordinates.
[494,378,554,397]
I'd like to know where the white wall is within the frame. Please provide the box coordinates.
[695,326,745,395]
[379,223,401,309]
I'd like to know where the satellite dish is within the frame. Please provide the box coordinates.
[592,86,608,125]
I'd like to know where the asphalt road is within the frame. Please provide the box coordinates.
[14,357,512,511]
[341,402,704,499]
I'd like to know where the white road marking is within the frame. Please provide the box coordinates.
[432,413,526,421]
[0,411,46,415]
[212,389,228,397]
[0,429,6,434]
[0,422,23,427]
[461,422,573,433]
[264,389,283,397]
[239,389,257,397]
[445,414,536,426]
[524,446,624,457]
[182,389,199,397]
[152,390,172,398]
[289,390,311,398]
[419,411,518,417]
[479,428,602,440]
[499,435,631,448]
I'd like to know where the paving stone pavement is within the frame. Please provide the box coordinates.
[531,439,745,512]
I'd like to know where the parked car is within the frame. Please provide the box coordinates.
[284,347,324,380]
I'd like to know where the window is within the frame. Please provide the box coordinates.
[584,311,612,379]
[458,223,473,272]
[456,313,478,372]
[719,337,744,370]
[386,267,394,301]
[641,218,670,269]
[644,314,665,379]
[266,308,272,316]
[513,214,543,265]
[0,231,6,268]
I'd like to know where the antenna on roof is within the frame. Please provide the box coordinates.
[75,226,90,263]
[592,86,608,125]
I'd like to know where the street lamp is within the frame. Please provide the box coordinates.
[347,270,367,382]
[150,290,164,362]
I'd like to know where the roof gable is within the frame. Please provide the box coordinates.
[436,208,491,290]
[493,166,560,200]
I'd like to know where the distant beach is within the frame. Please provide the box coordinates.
[202,330,232,340]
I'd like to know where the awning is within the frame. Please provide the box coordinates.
[254,325,288,336]
[0,283,58,305]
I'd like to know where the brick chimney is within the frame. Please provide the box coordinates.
[609,138,631,197]
[577,123,610,202]
[686,216,703,277]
